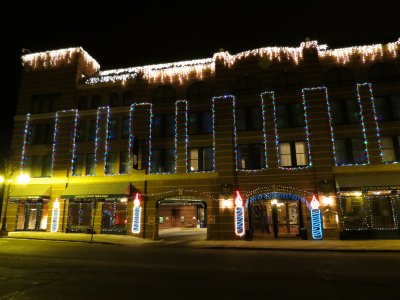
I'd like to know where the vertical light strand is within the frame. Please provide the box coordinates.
[20,113,31,172]
[70,110,80,175]
[175,100,188,173]
[93,106,110,175]
[103,106,110,175]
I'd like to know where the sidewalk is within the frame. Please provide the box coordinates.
[4,231,400,252]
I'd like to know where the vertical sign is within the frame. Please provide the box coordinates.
[234,191,245,236]
[310,195,323,240]
[132,193,141,234]
[50,198,60,233]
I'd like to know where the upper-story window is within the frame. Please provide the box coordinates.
[278,141,308,167]
[86,153,95,176]
[188,111,212,134]
[236,106,263,130]
[151,149,175,173]
[30,93,59,114]
[368,62,400,83]
[121,117,130,139]
[76,120,86,142]
[276,103,305,128]
[237,144,265,170]
[119,151,130,174]
[374,95,400,121]
[72,154,83,176]
[109,93,119,107]
[123,91,134,106]
[90,95,101,109]
[189,147,213,172]
[88,120,97,141]
[187,81,214,101]
[27,155,52,178]
[105,152,116,175]
[30,123,54,145]
[152,115,175,137]
[330,99,361,125]
[272,71,302,92]
[232,76,261,96]
[152,85,177,103]
[107,118,118,140]
[77,96,88,110]
[381,136,400,163]
[334,138,367,165]
[325,67,356,88]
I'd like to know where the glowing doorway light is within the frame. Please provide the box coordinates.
[310,195,323,240]
[50,198,60,233]
[234,191,245,237]
[132,193,142,234]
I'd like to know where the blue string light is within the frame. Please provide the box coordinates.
[19,113,31,172]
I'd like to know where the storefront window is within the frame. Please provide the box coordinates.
[370,196,396,228]
[322,209,339,228]
[15,202,48,231]
[341,196,367,229]
[101,202,127,233]
[68,202,93,232]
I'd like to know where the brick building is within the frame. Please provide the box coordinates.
[1,38,400,240]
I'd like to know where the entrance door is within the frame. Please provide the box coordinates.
[15,202,48,231]
[101,202,128,234]
[251,200,300,238]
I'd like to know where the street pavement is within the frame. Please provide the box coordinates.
[3,228,400,252]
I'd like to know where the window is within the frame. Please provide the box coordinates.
[90,95,101,109]
[334,138,367,165]
[151,149,175,173]
[381,136,400,162]
[276,103,305,128]
[123,91,134,106]
[237,144,265,170]
[121,117,130,139]
[105,152,116,175]
[189,147,213,171]
[88,120,97,141]
[341,196,366,230]
[278,141,308,167]
[374,95,400,121]
[330,99,360,125]
[370,196,395,228]
[236,107,263,131]
[76,120,86,142]
[30,93,58,114]
[86,153,95,175]
[30,124,54,144]
[325,67,356,87]
[232,76,261,95]
[77,96,88,110]
[152,115,175,137]
[188,111,212,134]
[187,81,214,101]
[28,155,51,177]
[119,151,130,174]
[107,119,118,140]
[152,85,177,103]
[72,154,83,176]
[109,93,119,107]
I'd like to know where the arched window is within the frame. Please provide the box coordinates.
[324,67,356,87]
[77,95,88,110]
[90,95,101,109]
[272,71,302,91]
[152,85,177,103]
[109,93,119,107]
[187,81,214,101]
[123,91,134,106]
[232,76,261,96]
[368,62,400,83]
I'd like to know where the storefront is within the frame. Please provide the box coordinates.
[61,182,131,234]
[336,173,400,239]
[9,185,51,231]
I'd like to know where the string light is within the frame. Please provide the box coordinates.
[93,106,110,175]
[234,191,245,237]
[132,193,142,234]
[246,192,311,210]
[175,100,188,173]
[20,113,31,172]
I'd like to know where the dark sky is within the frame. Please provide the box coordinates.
[0,0,398,158]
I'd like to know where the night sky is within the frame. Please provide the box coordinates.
[1,0,398,162]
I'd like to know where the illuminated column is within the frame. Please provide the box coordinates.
[234,191,245,237]
[310,195,323,240]
[132,193,142,234]
[50,198,60,232]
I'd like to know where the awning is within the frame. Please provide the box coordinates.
[335,173,400,191]
[9,184,51,200]
[61,182,131,199]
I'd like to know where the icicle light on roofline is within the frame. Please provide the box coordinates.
[22,47,100,71]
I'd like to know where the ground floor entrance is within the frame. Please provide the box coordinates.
[101,201,128,234]
[249,198,304,239]
[15,201,48,231]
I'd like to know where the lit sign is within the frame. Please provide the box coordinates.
[50,198,60,233]
[132,193,141,234]
[234,191,245,236]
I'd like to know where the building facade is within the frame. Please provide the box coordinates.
[1,39,400,240]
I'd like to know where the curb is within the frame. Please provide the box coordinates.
[199,246,400,253]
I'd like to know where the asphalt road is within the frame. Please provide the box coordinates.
[0,238,399,300]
